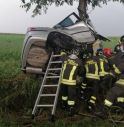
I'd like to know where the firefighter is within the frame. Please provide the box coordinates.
[80,51,88,101]
[60,51,84,116]
[96,48,113,100]
[96,51,124,118]
[104,51,124,107]
[81,51,100,112]
[103,48,117,87]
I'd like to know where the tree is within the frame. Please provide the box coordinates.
[21,0,124,20]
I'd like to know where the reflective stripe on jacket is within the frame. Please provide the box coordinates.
[113,64,121,74]
[117,97,124,102]
[104,99,113,107]
[116,79,124,85]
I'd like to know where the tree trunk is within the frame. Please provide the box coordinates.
[78,0,87,21]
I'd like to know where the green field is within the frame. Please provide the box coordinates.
[0,34,24,80]
[0,34,123,127]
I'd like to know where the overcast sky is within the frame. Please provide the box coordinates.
[0,0,124,36]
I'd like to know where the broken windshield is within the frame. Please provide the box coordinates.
[54,12,80,28]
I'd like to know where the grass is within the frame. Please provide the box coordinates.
[0,34,123,127]
[103,37,119,49]
[0,34,24,80]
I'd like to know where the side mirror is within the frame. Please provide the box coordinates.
[53,24,62,29]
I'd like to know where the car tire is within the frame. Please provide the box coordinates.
[27,46,49,68]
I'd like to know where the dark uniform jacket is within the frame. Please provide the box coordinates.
[61,54,83,85]
[109,52,124,86]
[109,52,124,74]
[85,56,100,80]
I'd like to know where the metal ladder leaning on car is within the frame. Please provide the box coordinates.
[32,52,63,121]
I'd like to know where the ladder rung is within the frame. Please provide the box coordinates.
[43,85,58,87]
[40,94,56,97]
[37,105,54,107]
[48,68,62,71]
[49,61,62,64]
[46,76,60,78]
[52,55,61,57]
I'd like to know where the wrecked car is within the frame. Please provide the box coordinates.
[21,12,109,74]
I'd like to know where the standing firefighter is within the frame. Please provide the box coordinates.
[60,51,84,116]
[82,52,100,112]
[96,48,113,100]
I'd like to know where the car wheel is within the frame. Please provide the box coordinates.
[27,46,49,68]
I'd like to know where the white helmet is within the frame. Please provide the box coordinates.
[69,54,78,59]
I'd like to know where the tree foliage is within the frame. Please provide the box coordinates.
[21,0,77,16]
[21,0,124,18]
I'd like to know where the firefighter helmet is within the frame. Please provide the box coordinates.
[103,48,112,57]
[114,44,121,53]
[120,35,124,43]
[96,48,103,56]
[87,52,92,58]
[82,50,92,59]
[69,54,78,59]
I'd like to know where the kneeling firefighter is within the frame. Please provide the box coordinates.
[104,51,124,107]
[60,51,84,116]
[96,51,124,118]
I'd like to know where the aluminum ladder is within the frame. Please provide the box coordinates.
[32,52,63,120]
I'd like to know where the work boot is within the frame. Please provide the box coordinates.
[61,101,67,110]
[95,105,109,119]
[68,106,75,117]
[80,90,85,101]
[87,102,95,113]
